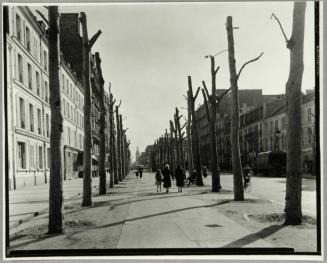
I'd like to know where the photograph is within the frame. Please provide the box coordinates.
[2,1,323,260]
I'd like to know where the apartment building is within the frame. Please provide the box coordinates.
[6,6,84,190]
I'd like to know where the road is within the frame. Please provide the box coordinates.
[219,173,317,217]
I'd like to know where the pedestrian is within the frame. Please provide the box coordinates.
[162,164,172,193]
[243,164,252,189]
[155,169,163,192]
[202,166,208,178]
[135,170,139,178]
[175,165,185,192]
[187,169,197,186]
[139,167,143,178]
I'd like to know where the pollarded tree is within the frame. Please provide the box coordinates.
[95,52,106,195]
[271,2,306,225]
[80,12,102,206]
[187,76,203,186]
[226,16,263,201]
[201,54,231,192]
[48,5,63,233]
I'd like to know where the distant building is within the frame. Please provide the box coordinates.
[135,147,140,163]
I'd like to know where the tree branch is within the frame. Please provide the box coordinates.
[88,30,102,49]
[202,81,211,104]
[215,66,220,75]
[183,94,188,100]
[194,87,201,101]
[270,13,289,43]
[202,89,211,123]
[181,122,187,130]
[237,52,264,80]
[217,87,232,104]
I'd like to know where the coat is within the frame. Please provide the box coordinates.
[175,167,184,187]
[162,168,172,188]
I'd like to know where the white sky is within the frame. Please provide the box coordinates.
[39,2,315,160]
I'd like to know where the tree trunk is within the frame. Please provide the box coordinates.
[120,115,125,179]
[188,76,203,186]
[48,6,63,234]
[80,12,93,206]
[170,121,176,177]
[209,57,221,192]
[186,94,193,177]
[116,108,122,181]
[284,2,306,225]
[113,125,118,184]
[109,93,114,188]
[226,16,244,201]
[95,52,106,195]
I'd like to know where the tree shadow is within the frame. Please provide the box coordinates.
[95,199,233,230]
[223,224,285,247]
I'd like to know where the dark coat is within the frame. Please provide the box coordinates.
[162,167,172,188]
[175,167,184,187]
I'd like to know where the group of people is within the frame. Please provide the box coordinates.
[154,165,209,193]
[155,164,185,193]
[154,164,252,193]
[135,167,144,178]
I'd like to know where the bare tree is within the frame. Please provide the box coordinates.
[271,2,306,225]
[48,6,63,233]
[226,16,263,201]
[169,121,176,177]
[95,52,106,195]
[187,76,203,186]
[184,94,193,176]
[115,105,123,181]
[201,55,230,192]
[108,86,115,188]
[80,12,101,206]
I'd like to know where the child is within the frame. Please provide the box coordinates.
[155,169,163,192]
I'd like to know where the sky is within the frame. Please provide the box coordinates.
[36,2,315,161]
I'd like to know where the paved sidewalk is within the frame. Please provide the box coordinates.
[9,175,107,229]
[9,172,273,250]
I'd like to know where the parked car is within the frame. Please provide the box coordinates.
[253,151,286,177]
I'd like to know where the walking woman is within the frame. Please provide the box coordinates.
[162,164,172,193]
[175,165,185,192]
[155,169,163,192]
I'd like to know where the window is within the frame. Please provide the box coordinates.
[29,145,35,169]
[46,114,50,138]
[47,148,50,169]
[27,63,32,90]
[71,105,73,120]
[282,117,286,130]
[43,50,48,71]
[68,127,70,145]
[26,27,31,52]
[44,81,49,102]
[66,79,69,94]
[36,71,40,95]
[19,98,25,128]
[38,146,43,169]
[63,99,66,116]
[17,141,26,169]
[308,108,312,122]
[16,14,22,41]
[275,120,279,131]
[18,54,23,82]
[37,108,41,135]
[308,127,312,144]
[29,104,34,132]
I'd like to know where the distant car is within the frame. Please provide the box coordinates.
[253,151,286,177]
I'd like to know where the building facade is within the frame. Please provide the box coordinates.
[6,6,85,190]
